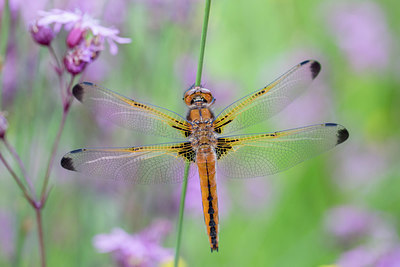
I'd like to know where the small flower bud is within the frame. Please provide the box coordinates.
[63,52,87,75]
[0,112,8,139]
[66,27,85,48]
[29,22,55,46]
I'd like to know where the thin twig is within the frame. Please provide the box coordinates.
[174,162,190,267]
[48,45,62,73]
[40,75,75,203]
[2,137,36,198]
[35,208,46,267]
[0,152,35,207]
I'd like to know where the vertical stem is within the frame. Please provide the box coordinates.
[174,162,190,267]
[0,0,11,108]
[40,75,75,203]
[174,1,212,266]
[35,209,46,267]
[195,0,212,87]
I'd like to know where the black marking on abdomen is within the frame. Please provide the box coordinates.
[205,158,218,251]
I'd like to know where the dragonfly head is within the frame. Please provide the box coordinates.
[183,86,215,107]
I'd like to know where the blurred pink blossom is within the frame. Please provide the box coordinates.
[325,1,392,72]
[334,142,388,190]
[29,23,55,46]
[34,9,131,54]
[377,247,400,267]
[93,219,173,267]
[325,205,376,243]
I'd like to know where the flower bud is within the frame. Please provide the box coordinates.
[66,27,85,48]
[29,22,55,46]
[63,52,87,75]
[0,112,8,138]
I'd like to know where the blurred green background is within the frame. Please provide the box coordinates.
[1,0,400,266]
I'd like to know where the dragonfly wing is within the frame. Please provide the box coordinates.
[213,60,321,135]
[61,142,196,184]
[216,123,348,179]
[73,82,191,139]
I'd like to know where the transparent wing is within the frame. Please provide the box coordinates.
[213,60,321,135]
[216,123,348,179]
[61,142,196,184]
[72,82,191,139]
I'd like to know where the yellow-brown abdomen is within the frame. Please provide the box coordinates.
[196,147,219,252]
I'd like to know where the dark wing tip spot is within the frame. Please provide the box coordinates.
[337,127,349,145]
[310,61,321,79]
[61,157,76,171]
[72,84,85,102]
[70,148,83,154]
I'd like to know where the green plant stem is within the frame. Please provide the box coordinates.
[3,138,36,198]
[174,162,190,267]
[0,152,35,207]
[40,75,75,203]
[195,0,212,87]
[174,1,212,266]
[35,209,46,267]
[0,0,11,108]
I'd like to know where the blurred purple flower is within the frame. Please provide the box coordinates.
[0,112,8,138]
[325,1,392,72]
[93,220,173,267]
[325,205,375,243]
[178,172,232,218]
[377,247,400,267]
[34,9,131,54]
[66,27,85,48]
[240,179,275,213]
[325,205,398,245]
[134,0,200,26]
[29,22,55,46]
[336,246,381,267]
[334,143,388,190]
[0,210,15,258]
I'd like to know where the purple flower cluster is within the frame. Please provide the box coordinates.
[29,9,131,75]
[325,205,400,266]
[325,1,392,72]
[93,219,173,267]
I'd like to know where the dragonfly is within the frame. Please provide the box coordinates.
[61,60,349,252]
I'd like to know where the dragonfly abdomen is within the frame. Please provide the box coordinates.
[196,148,219,252]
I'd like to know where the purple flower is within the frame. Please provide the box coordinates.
[325,205,375,242]
[337,246,381,267]
[66,27,85,48]
[334,143,388,191]
[0,210,15,258]
[35,9,131,54]
[134,0,200,26]
[93,220,173,267]
[63,42,92,75]
[325,1,392,72]
[28,22,55,46]
[377,247,400,267]
[0,112,8,138]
